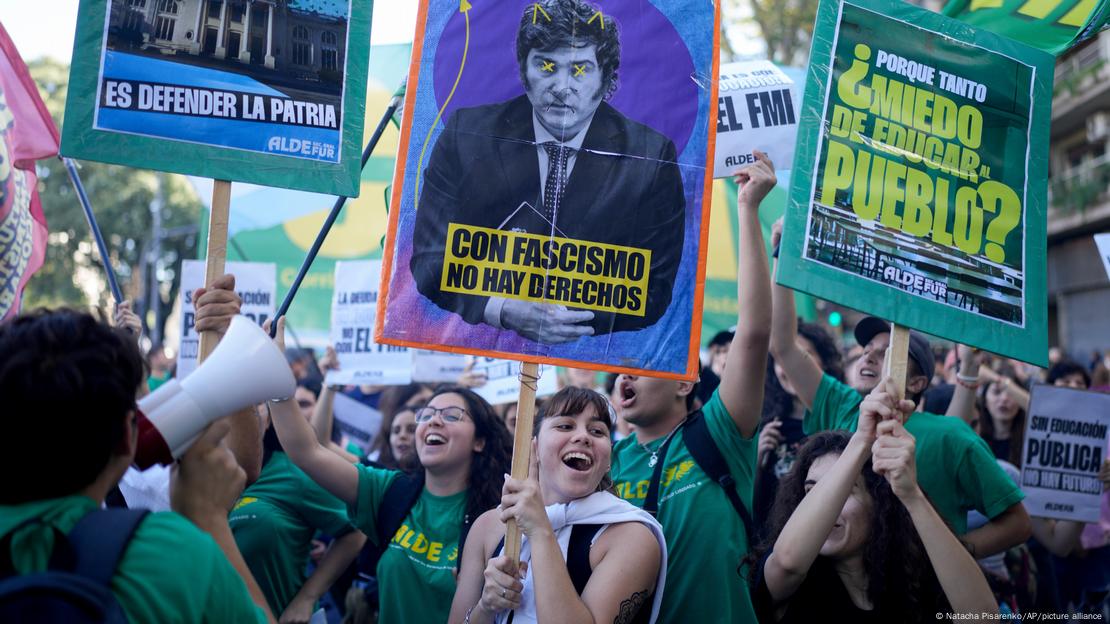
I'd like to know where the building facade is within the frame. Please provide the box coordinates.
[1047,30,1110,359]
[108,0,347,84]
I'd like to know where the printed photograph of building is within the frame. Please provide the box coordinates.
[106,0,349,92]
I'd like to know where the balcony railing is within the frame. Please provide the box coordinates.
[1049,154,1110,214]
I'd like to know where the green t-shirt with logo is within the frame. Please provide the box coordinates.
[230,451,356,614]
[0,495,268,623]
[805,374,1024,533]
[348,464,466,624]
[612,390,759,624]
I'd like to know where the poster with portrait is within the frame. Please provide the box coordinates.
[376,0,720,380]
[778,0,1054,366]
[60,0,373,196]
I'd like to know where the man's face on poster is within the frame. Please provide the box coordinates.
[523,44,605,141]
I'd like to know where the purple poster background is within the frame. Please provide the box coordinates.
[379,0,715,377]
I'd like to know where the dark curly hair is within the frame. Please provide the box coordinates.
[423,386,513,524]
[749,431,947,622]
[534,386,614,492]
[0,309,143,504]
[762,320,845,422]
[516,0,621,100]
[369,383,430,471]
[1046,359,1090,389]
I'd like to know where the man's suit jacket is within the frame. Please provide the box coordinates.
[411,95,686,336]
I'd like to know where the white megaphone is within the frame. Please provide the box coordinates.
[134,315,295,469]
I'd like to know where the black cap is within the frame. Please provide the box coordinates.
[853,316,935,386]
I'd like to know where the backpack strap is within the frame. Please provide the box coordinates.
[565,524,602,595]
[683,410,756,545]
[374,472,425,549]
[63,509,149,587]
[641,433,679,517]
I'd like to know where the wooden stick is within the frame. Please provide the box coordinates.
[198,179,231,363]
[882,323,911,401]
[504,361,540,564]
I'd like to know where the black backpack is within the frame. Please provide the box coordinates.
[641,409,756,543]
[0,508,149,623]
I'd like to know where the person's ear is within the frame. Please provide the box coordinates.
[907,375,929,399]
[676,380,695,401]
[473,436,486,454]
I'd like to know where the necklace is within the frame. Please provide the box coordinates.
[640,418,686,468]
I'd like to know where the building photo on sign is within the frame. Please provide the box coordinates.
[99,0,348,161]
[377,0,719,379]
[778,0,1053,365]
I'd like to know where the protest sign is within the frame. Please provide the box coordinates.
[60,0,373,196]
[375,0,720,380]
[468,358,559,406]
[943,0,1109,56]
[332,392,381,456]
[412,350,468,383]
[327,260,412,386]
[178,259,275,377]
[778,0,1054,366]
[713,61,799,179]
[1096,232,1110,280]
[1020,385,1110,523]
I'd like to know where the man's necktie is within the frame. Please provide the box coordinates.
[542,141,572,223]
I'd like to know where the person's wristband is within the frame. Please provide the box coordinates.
[269,396,292,403]
[955,371,980,390]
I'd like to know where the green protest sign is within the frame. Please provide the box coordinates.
[778,0,1054,366]
[61,0,372,197]
[943,0,1110,57]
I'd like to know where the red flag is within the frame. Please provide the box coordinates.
[0,21,59,321]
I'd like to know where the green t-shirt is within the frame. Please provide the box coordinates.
[348,464,467,624]
[612,390,759,624]
[230,451,356,614]
[0,495,267,623]
[806,374,1025,533]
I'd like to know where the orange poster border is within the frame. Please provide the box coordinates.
[375,0,720,382]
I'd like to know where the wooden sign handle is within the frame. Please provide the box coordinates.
[882,323,911,402]
[504,361,540,564]
[198,180,231,363]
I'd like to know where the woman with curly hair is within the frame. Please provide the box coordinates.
[266,320,512,624]
[752,378,996,623]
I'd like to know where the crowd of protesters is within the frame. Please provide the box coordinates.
[3,149,1109,624]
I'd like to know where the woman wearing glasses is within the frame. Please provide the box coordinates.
[448,386,668,624]
[266,319,512,624]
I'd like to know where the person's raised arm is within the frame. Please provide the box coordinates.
[112,300,143,339]
[279,530,367,624]
[945,345,982,425]
[872,417,996,615]
[311,347,339,447]
[265,318,360,505]
[1030,518,1084,557]
[719,151,776,438]
[768,223,824,411]
[194,274,263,483]
[171,421,276,623]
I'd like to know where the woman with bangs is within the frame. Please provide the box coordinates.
[752,378,996,623]
[265,320,512,624]
[449,386,667,624]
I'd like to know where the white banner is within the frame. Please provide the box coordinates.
[412,350,469,383]
[1020,385,1109,523]
[332,393,382,455]
[327,261,412,386]
[470,358,558,406]
[177,260,275,378]
[713,60,799,179]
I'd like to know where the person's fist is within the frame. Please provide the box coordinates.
[733,150,777,210]
[170,421,247,521]
[113,300,142,338]
[193,273,241,335]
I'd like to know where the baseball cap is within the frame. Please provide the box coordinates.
[853,316,935,386]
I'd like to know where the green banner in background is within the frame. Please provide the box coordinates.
[779,0,1054,366]
[944,0,1109,56]
[199,44,411,347]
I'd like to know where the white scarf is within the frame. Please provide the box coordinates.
[494,491,668,624]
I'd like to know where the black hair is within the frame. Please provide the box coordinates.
[297,378,322,399]
[516,0,621,99]
[1046,359,1091,389]
[749,432,947,621]
[370,384,430,471]
[762,321,845,423]
[422,386,513,524]
[0,309,144,504]
[707,329,735,348]
[977,366,1027,467]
